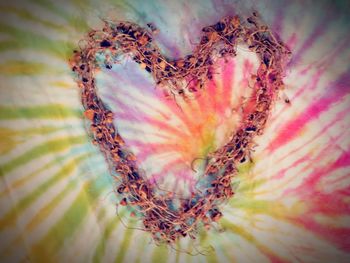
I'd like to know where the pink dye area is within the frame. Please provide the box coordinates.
[98,49,259,196]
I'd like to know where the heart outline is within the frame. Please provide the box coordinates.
[70,13,291,244]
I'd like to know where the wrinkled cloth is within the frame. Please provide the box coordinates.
[0,0,349,262]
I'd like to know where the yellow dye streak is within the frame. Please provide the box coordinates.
[229,197,307,222]
[0,183,77,261]
[0,136,86,177]
[26,182,76,231]
[0,61,55,75]
[0,129,17,155]
[0,159,55,199]
[0,155,88,230]
[49,81,75,89]
[28,182,92,263]
[222,220,288,262]
[0,126,60,156]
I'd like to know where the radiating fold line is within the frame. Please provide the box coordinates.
[0,136,86,177]
[0,154,89,231]
[0,105,80,120]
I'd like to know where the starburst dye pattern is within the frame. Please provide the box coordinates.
[0,0,349,262]
[97,50,258,196]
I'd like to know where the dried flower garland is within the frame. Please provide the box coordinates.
[70,12,291,245]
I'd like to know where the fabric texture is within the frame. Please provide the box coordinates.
[0,0,349,262]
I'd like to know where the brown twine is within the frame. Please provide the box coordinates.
[70,12,291,245]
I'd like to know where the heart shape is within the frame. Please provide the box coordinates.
[70,13,290,244]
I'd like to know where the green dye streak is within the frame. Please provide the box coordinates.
[150,244,168,263]
[30,171,107,262]
[0,60,57,75]
[30,184,90,262]
[184,241,195,263]
[236,161,255,174]
[96,207,107,222]
[235,178,266,193]
[0,154,89,230]
[229,198,270,212]
[0,6,66,32]
[221,219,255,244]
[26,180,77,231]
[0,154,63,199]
[0,136,86,177]
[175,242,181,263]
[207,251,219,263]
[0,131,17,156]
[229,197,291,220]
[0,126,61,156]
[92,211,127,263]
[0,40,22,52]
[0,23,75,59]
[233,161,267,194]
[0,180,80,260]
[30,0,88,31]
[0,105,80,120]
[20,126,61,136]
[93,220,119,263]
[198,227,208,244]
[221,219,284,262]
[113,222,135,263]
[134,238,148,263]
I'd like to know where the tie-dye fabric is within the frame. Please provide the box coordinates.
[0,0,349,262]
